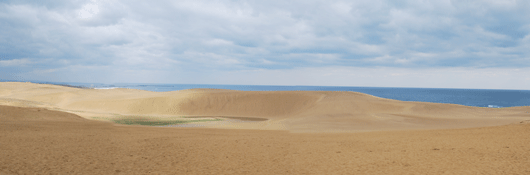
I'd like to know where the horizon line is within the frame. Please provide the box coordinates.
[1,79,529,91]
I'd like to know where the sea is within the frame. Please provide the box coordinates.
[3,80,530,108]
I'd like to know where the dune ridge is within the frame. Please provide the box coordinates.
[3,82,530,174]
[1,82,529,132]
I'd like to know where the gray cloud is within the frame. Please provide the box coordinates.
[1,0,530,87]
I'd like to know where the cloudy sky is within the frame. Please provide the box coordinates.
[1,0,530,89]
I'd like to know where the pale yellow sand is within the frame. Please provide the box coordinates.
[1,82,529,132]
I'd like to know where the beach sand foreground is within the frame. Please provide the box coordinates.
[1,82,530,174]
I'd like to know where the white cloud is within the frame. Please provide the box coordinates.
[204,39,234,46]
[32,68,59,74]
[0,59,33,67]
[1,0,530,88]
[77,0,100,19]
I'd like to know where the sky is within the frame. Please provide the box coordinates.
[1,0,530,89]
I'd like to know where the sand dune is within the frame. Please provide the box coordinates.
[2,104,530,174]
[1,82,529,132]
[2,82,530,174]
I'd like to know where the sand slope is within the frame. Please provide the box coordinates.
[1,82,530,132]
[2,82,530,174]
[2,105,530,174]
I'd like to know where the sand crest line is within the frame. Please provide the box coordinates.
[1,82,530,132]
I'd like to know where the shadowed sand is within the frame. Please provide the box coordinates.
[1,82,530,174]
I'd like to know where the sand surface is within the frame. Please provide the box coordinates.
[1,82,530,174]
[1,82,529,132]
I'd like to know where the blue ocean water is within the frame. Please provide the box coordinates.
[3,80,530,108]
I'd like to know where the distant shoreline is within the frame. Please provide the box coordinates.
[0,80,92,89]
[1,81,530,107]
[52,83,92,89]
